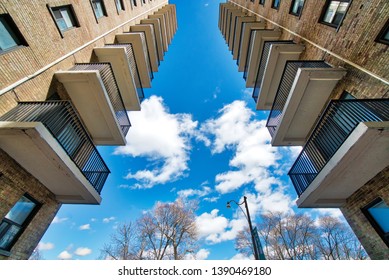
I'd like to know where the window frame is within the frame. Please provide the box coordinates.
[319,0,352,31]
[47,4,80,38]
[0,13,28,54]
[271,0,281,10]
[90,0,108,23]
[362,197,389,248]
[115,0,125,14]
[0,194,41,253]
[376,18,389,45]
[289,0,305,18]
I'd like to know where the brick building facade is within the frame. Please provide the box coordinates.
[219,0,388,259]
[0,0,177,259]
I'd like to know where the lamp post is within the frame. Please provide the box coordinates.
[227,196,260,260]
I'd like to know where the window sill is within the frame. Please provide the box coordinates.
[0,45,27,56]
[0,249,11,257]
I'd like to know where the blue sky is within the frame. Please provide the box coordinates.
[38,0,342,260]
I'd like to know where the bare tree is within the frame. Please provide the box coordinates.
[235,227,254,258]
[235,211,367,260]
[100,199,198,260]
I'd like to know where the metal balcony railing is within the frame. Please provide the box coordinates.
[289,99,389,196]
[70,63,131,136]
[0,101,111,193]
[252,41,294,103]
[105,44,145,102]
[266,61,331,136]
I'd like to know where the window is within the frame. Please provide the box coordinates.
[259,0,265,5]
[0,194,40,252]
[0,14,27,53]
[115,0,125,12]
[48,5,79,37]
[290,0,305,16]
[320,0,351,29]
[376,19,389,45]
[132,0,137,7]
[272,0,281,9]
[91,0,107,19]
[362,198,389,247]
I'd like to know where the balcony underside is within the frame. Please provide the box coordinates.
[297,122,389,208]
[256,43,304,110]
[116,33,151,88]
[244,30,282,87]
[155,11,171,45]
[232,16,256,59]
[228,12,246,51]
[148,14,168,52]
[94,46,141,111]
[55,70,126,146]
[141,18,164,61]
[225,8,241,42]
[0,122,102,204]
[130,25,159,72]
[271,68,346,146]
[237,22,266,72]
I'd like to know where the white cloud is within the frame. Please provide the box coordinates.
[103,217,116,223]
[37,242,54,251]
[74,247,92,256]
[185,249,210,260]
[79,224,91,230]
[58,250,72,260]
[204,3,209,7]
[52,216,68,224]
[231,253,252,260]
[114,96,198,188]
[177,186,212,199]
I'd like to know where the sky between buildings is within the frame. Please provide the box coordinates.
[39,0,342,260]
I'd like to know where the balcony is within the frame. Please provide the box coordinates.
[243,30,282,87]
[237,22,266,72]
[148,13,168,52]
[159,5,177,43]
[141,18,164,61]
[266,60,346,146]
[221,4,238,39]
[225,8,242,43]
[227,10,247,51]
[154,9,172,45]
[116,32,152,88]
[0,101,110,204]
[219,3,233,33]
[55,63,131,146]
[94,44,144,111]
[289,99,389,208]
[232,16,256,59]
[130,24,159,72]
[253,41,304,109]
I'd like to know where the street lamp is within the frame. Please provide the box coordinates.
[227,196,262,260]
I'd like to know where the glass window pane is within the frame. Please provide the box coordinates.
[0,17,19,51]
[323,1,340,23]
[292,0,304,15]
[5,196,37,225]
[60,8,73,29]
[383,30,389,41]
[0,224,20,249]
[93,1,104,18]
[368,201,389,233]
[53,10,67,31]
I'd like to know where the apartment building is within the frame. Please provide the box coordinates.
[219,0,388,259]
[0,0,177,260]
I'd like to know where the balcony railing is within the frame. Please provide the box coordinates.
[0,101,111,193]
[252,41,294,103]
[266,61,331,136]
[105,44,145,102]
[289,99,389,196]
[70,63,131,136]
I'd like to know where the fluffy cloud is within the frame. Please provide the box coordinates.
[74,247,92,256]
[37,242,54,251]
[114,96,198,188]
[177,186,212,199]
[103,217,116,223]
[185,249,210,260]
[57,250,72,260]
[79,224,91,230]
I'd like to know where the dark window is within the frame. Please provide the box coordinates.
[290,0,305,16]
[115,0,125,12]
[0,14,27,53]
[48,5,79,37]
[340,91,355,99]
[133,0,137,7]
[272,0,281,9]
[0,194,40,252]
[91,0,107,19]
[320,0,351,29]
[376,18,389,45]
[362,198,389,247]
[260,0,265,4]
